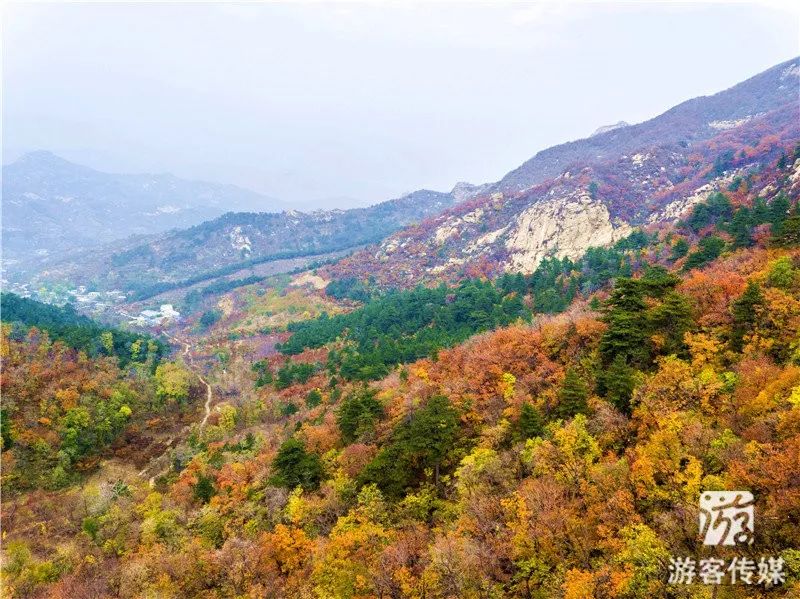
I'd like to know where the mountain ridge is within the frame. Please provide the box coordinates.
[1,151,286,269]
[25,188,457,294]
[10,57,800,302]
[327,99,799,286]
[492,56,800,194]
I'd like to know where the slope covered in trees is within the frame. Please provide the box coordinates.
[276,231,657,382]
[2,160,799,598]
[0,299,196,498]
[1,293,166,366]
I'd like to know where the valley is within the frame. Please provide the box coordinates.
[2,56,800,598]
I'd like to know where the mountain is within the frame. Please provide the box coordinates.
[15,58,800,301]
[30,188,456,296]
[1,151,283,269]
[327,58,800,287]
[494,57,800,193]
[5,146,800,598]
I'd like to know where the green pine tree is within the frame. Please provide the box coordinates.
[769,194,790,230]
[556,368,589,419]
[730,281,764,353]
[599,278,651,368]
[336,387,384,443]
[193,474,217,504]
[518,401,545,440]
[649,291,694,356]
[772,215,800,247]
[603,355,637,415]
[670,238,690,261]
[271,438,324,491]
[729,207,754,248]
[359,395,459,495]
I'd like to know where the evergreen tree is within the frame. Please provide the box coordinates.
[769,194,790,230]
[599,279,651,368]
[517,402,544,440]
[730,281,764,352]
[649,291,694,356]
[603,355,637,415]
[193,474,217,504]
[403,394,459,486]
[729,207,754,248]
[772,215,800,247]
[271,438,324,491]
[640,266,680,298]
[555,368,589,419]
[684,192,732,232]
[336,387,384,443]
[683,236,725,270]
[359,395,459,495]
[670,238,689,261]
[305,389,323,408]
[752,197,771,224]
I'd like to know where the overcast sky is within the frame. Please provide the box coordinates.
[3,1,799,208]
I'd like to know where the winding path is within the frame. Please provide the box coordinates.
[171,334,214,428]
[137,333,214,482]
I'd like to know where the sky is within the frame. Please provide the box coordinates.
[2,1,799,209]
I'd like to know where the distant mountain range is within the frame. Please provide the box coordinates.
[23,188,456,294]
[8,57,800,300]
[1,151,284,267]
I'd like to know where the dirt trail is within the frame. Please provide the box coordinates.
[137,334,214,483]
[173,335,213,427]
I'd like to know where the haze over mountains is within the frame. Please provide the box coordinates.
[4,57,799,300]
[1,151,284,267]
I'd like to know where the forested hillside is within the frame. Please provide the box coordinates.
[327,102,800,288]
[0,296,206,496]
[2,154,799,597]
[1,293,166,365]
[25,189,455,297]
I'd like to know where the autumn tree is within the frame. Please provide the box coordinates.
[155,361,192,407]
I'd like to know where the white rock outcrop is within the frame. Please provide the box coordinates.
[648,170,743,223]
[229,226,252,254]
[504,195,631,273]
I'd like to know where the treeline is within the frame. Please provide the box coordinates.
[274,187,798,385]
[281,230,655,382]
[324,276,377,302]
[678,191,794,270]
[496,230,651,313]
[279,279,528,381]
[0,293,165,366]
